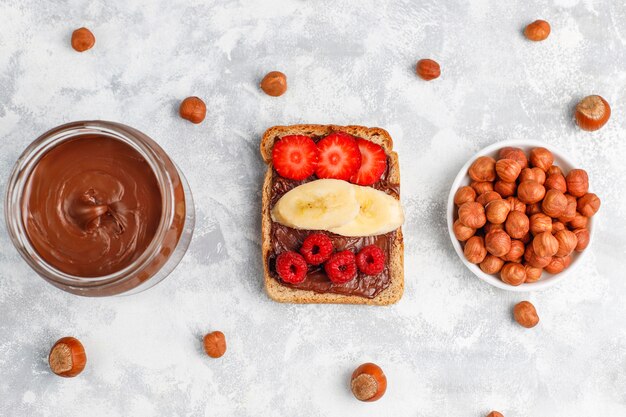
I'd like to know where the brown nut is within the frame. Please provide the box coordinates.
[203,331,227,358]
[494,180,517,198]
[575,95,611,131]
[498,147,528,169]
[573,228,590,252]
[416,59,441,81]
[260,71,288,97]
[558,195,577,223]
[551,221,566,234]
[49,337,87,378]
[517,181,546,204]
[480,255,505,274]
[524,244,552,268]
[495,159,522,182]
[485,229,512,257]
[505,211,530,239]
[547,165,563,176]
[179,96,207,124]
[476,191,501,206]
[542,189,567,218]
[351,363,387,402]
[484,222,504,234]
[502,240,525,262]
[469,156,496,182]
[524,265,543,283]
[501,262,526,286]
[577,193,601,217]
[458,202,486,228]
[554,229,578,257]
[506,196,526,213]
[471,181,495,195]
[544,173,567,193]
[526,202,542,216]
[454,186,476,206]
[486,412,504,417]
[566,169,589,197]
[529,213,552,235]
[529,147,554,171]
[519,167,546,185]
[533,232,559,257]
[453,219,476,242]
[544,257,567,274]
[71,27,95,52]
[464,236,487,264]
[524,19,551,42]
[514,301,540,328]
[569,213,588,229]
[486,199,511,224]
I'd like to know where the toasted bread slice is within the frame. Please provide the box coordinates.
[261,125,404,305]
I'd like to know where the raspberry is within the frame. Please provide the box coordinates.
[356,245,385,275]
[299,233,334,265]
[324,250,357,284]
[276,251,308,284]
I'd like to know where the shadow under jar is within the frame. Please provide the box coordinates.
[5,121,195,296]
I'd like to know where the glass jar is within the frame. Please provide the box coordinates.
[4,121,195,296]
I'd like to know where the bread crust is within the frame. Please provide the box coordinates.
[261,125,404,305]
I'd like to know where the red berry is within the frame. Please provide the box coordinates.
[315,132,362,180]
[300,233,334,265]
[324,250,357,284]
[350,139,387,185]
[356,245,386,275]
[276,251,308,284]
[272,135,319,180]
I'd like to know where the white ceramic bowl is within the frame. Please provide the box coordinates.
[447,139,594,292]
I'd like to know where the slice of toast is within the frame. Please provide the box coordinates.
[261,124,404,305]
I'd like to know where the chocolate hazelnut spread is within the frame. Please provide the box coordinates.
[22,135,162,277]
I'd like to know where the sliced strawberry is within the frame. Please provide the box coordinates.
[272,135,319,180]
[350,139,387,185]
[315,132,362,180]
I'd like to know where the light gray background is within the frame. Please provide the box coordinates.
[1,0,625,416]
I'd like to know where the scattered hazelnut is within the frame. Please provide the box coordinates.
[542,189,567,218]
[260,71,288,97]
[486,199,511,224]
[547,165,563,176]
[480,255,505,274]
[517,181,546,204]
[416,59,441,81]
[454,186,476,206]
[458,202,487,229]
[554,230,578,257]
[558,195,577,223]
[71,27,95,52]
[524,265,543,283]
[203,331,227,358]
[476,191,502,206]
[544,257,567,274]
[544,173,567,193]
[551,221,566,234]
[524,19,551,41]
[524,244,552,268]
[503,240,525,262]
[485,229,512,257]
[494,180,517,198]
[529,147,554,171]
[513,301,539,328]
[526,202,542,216]
[49,337,87,378]
[471,181,495,195]
[575,95,611,131]
[498,147,528,169]
[573,228,590,252]
[469,156,497,182]
[569,213,588,229]
[487,411,504,417]
[464,236,487,264]
[505,211,530,239]
[351,363,387,402]
[529,213,552,235]
[565,169,589,197]
[507,196,526,213]
[453,219,476,242]
[501,262,526,286]
[179,96,207,124]
[495,159,522,182]
[533,232,559,257]
[519,167,546,185]
[577,193,601,217]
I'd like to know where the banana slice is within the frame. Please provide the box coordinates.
[328,185,404,237]
[272,179,360,230]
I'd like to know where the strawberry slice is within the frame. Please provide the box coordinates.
[315,132,362,180]
[350,139,387,185]
[272,135,319,180]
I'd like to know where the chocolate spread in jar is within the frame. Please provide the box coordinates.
[22,135,162,277]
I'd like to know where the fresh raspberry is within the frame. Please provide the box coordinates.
[356,245,386,275]
[350,138,387,186]
[324,250,357,284]
[272,135,319,180]
[315,132,362,180]
[299,233,334,265]
[275,251,308,284]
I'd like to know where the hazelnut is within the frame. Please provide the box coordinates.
[524,19,551,41]
[458,202,487,228]
[554,230,578,257]
[453,219,476,242]
[542,189,567,218]
[480,255,505,274]
[71,27,95,52]
[503,240,525,262]
[179,96,207,124]
[476,191,501,206]
[500,262,526,286]
[486,199,511,224]
[506,196,526,213]
[575,95,611,131]
[513,301,540,328]
[519,167,546,185]
[351,363,387,402]
[49,337,87,378]
[471,181,495,195]
[454,186,476,206]
[498,147,528,169]
[558,195,577,223]
[577,193,601,217]
[551,221,566,234]
[495,159,522,182]
[517,181,546,204]
[569,213,588,229]
[547,165,563,176]
[416,59,441,81]
[533,232,559,257]
[469,156,497,182]
[487,411,504,417]
[494,180,517,198]
[573,228,590,252]
[566,169,589,197]
[484,222,504,234]
[544,173,567,193]
[203,331,227,358]
[529,213,552,235]
[526,202,542,216]
[485,229,512,257]
[505,211,530,239]
[464,236,487,264]
[524,265,543,283]
[544,257,567,274]
[260,71,288,97]
[529,147,554,172]
[524,244,552,268]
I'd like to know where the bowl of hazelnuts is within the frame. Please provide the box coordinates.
[447,140,600,291]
